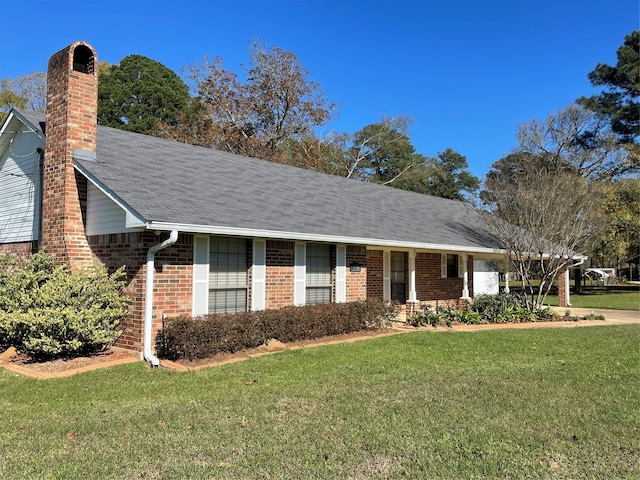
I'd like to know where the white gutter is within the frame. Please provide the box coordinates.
[144,230,179,366]
[145,221,505,256]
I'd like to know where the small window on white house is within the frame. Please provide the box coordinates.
[306,243,332,305]
[209,237,248,313]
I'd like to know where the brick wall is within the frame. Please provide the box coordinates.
[366,250,384,300]
[415,252,473,308]
[346,245,367,301]
[40,42,97,270]
[88,232,193,352]
[0,242,35,263]
[265,240,295,309]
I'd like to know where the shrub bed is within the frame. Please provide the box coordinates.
[157,299,397,361]
[407,292,558,328]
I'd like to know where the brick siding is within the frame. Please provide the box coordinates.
[346,245,367,301]
[265,240,295,309]
[88,232,193,351]
[0,241,35,262]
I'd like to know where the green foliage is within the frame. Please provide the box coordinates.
[592,177,640,265]
[407,293,558,327]
[98,55,191,135]
[578,30,639,145]
[157,299,397,361]
[396,148,480,200]
[0,253,129,360]
[407,303,483,327]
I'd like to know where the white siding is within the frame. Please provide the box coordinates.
[473,260,500,295]
[0,129,43,243]
[85,183,143,235]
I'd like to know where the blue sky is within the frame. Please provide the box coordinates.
[0,0,637,179]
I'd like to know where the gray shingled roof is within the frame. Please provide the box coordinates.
[16,109,503,253]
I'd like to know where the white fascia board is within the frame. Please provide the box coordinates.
[74,164,147,228]
[145,221,507,256]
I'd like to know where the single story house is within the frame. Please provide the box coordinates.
[0,41,573,363]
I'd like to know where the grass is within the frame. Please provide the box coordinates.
[1,325,639,479]
[544,285,640,310]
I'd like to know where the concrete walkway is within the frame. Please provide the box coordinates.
[549,307,639,325]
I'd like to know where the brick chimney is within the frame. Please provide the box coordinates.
[40,41,97,269]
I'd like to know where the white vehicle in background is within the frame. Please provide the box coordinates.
[583,268,616,284]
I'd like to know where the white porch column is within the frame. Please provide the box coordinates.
[503,257,510,293]
[409,249,417,302]
[461,252,470,299]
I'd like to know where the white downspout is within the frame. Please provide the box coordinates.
[144,230,179,366]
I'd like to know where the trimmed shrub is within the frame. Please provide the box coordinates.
[0,252,129,360]
[157,299,397,361]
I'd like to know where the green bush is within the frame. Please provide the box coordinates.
[0,252,129,360]
[406,293,559,328]
[157,299,397,361]
[407,304,484,328]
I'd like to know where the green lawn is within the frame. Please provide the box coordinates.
[1,325,639,479]
[544,285,640,310]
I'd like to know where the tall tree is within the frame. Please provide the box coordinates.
[591,177,640,269]
[482,164,601,308]
[344,116,418,184]
[577,30,639,146]
[174,42,336,162]
[395,148,479,200]
[0,72,47,121]
[98,55,190,135]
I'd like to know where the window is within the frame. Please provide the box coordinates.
[209,237,248,313]
[390,251,407,303]
[306,243,332,304]
[447,254,459,278]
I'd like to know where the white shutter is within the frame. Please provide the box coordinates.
[383,251,391,300]
[192,235,209,315]
[252,238,266,310]
[458,254,464,278]
[336,244,346,303]
[294,242,306,306]
[441,254,447,278]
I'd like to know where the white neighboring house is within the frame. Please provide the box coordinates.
[473,260,500,295]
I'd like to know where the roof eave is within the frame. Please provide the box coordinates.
[145,221,507,255]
